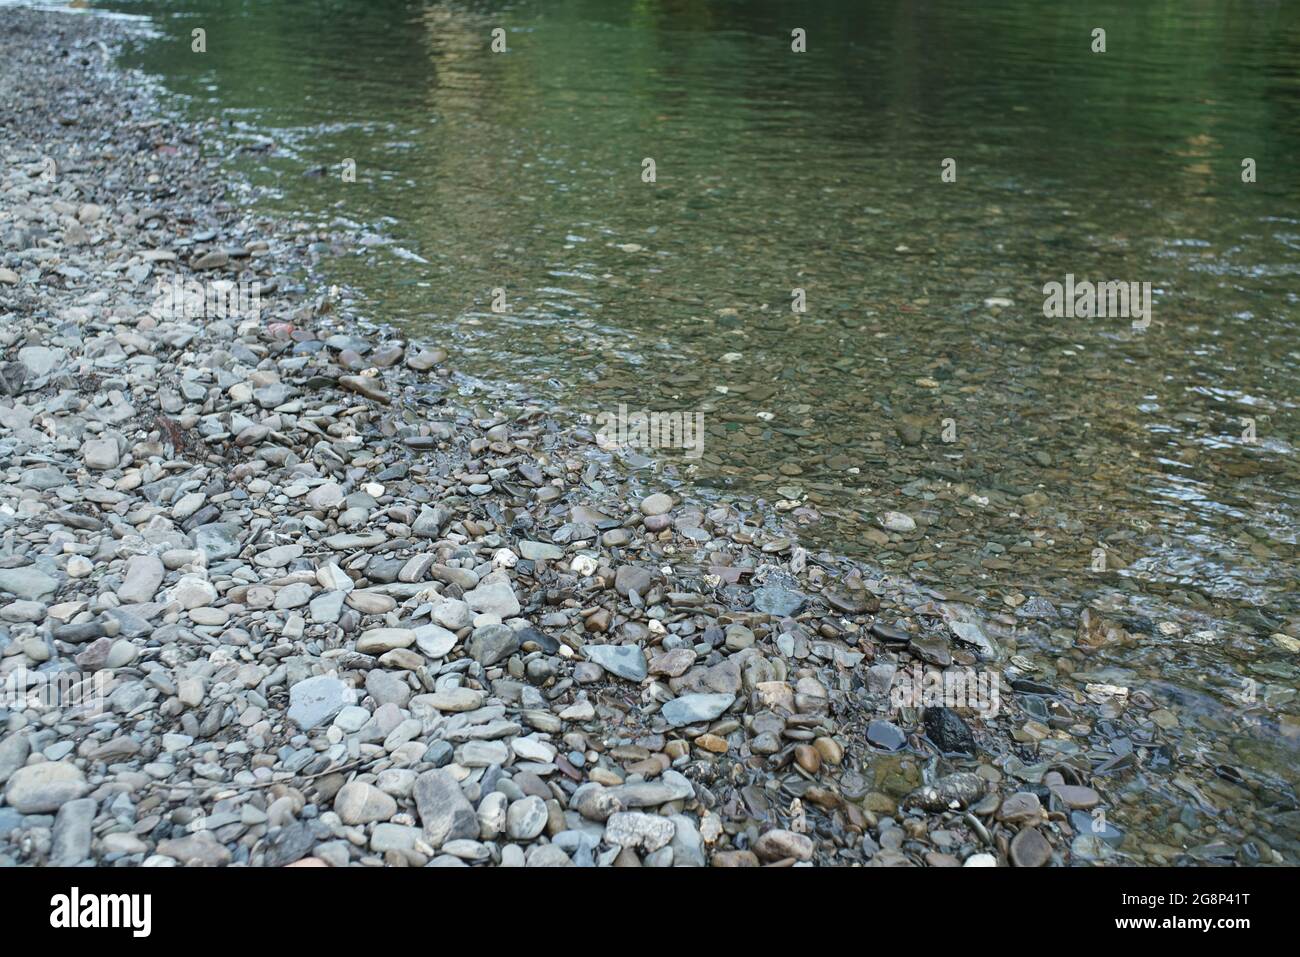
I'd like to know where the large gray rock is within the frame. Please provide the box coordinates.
[4,762,89,813]
[0,734,30,785]
[193,523,242,561]
[118,554,164,604]
[584,643,648,682]
[660,693,735,727]
[414,768,478,849]
[17,346,62,377]
[669,813,706,866]
[81,436,120,471]
[287,675,355,730]
[464,578,520,618]
[414,623,457,659]
[467,623,520,666]
[50,798,97,865]
[0,566,59,601]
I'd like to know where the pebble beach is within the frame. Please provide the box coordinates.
[0,7,1292,869]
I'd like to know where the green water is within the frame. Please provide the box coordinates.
[94,0,1299,860]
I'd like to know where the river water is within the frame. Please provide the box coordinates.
[84,0,1299,861]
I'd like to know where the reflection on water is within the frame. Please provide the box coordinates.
[100,0,1299,859]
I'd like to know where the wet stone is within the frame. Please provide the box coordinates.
[1010,826,1053,868]
[923,706,975,754]
[867,720,907,751]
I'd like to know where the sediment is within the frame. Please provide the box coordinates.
[0,7,1274,868]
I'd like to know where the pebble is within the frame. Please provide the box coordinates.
[1010,826,1053,867]
[584,643,648,682]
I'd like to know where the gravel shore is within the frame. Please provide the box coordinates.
[0,7,1279,868]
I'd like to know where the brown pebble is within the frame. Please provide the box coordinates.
[794,743,821,774]
[1010,826,1053,867]
[813,736,843,765]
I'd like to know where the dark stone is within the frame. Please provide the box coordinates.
[516,625,558,654]
[53,621,106,645]
[424,740,453,767]
[923,706,975,754]
[262,821,316,867]
[468,624,521,666]
[870,622,911,643]
[909,635,952,667]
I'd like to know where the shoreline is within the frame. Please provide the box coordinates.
[0,6,1287,867]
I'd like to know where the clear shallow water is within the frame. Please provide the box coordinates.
[88,0,1299,858]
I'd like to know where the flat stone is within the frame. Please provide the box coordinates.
[414,623,458,659]
[288,675,355,730]
[0,735,30,785]
[334,781,397,825]
[1010,826,1053,867]
[81,437,120,470]
[168,575,217,609]
[467,623,520,667]
[1051,784,1101,810]
[660,693,735,728]
[156,833,231,866]
[518,541,564,561]
[867,720,907,751]
[306,482,345,510]
[584,644,648,682]
[998,792,1044,824]
[4,762,89,813]
[880,511,916,532]
[194,523,241,561]
[752,585,805,617]
[309,590,346,623]
[464,578,521,618]
[356,628,416,655]
[339,375,390,403]
[909,635,953,667]
[273,581,313,610]
[639,493,673,516]
[430,598,472,630]
[254,544,303,567]
[50,798,97,866]
[419,687,484,713]
[116,553,165,605]
[0,566,59,601]
[614,565,658,598]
